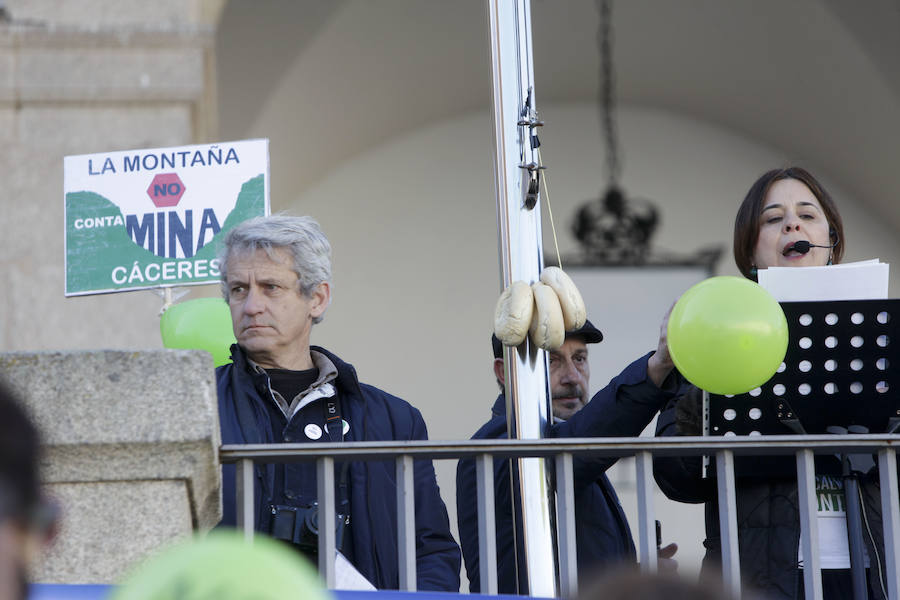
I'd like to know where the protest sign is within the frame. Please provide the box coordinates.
[64,139,269,296]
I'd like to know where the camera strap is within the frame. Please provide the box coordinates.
[324,395,343,442]
[323,394,351,509]
[268,394,352,551]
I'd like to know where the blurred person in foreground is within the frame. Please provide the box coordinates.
[578,567,742,600]
[0,381,55,600]
[655,167,896,599]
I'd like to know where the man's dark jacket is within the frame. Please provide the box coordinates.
[456,353,674,593]
[217,344,461,591]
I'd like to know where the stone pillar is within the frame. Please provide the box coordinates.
[0,349,221,584]
[0,0,222,353]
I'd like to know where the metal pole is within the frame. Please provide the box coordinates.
[476,454,499,595]
[396,455,417,591]
[635,451,657,573]
[877,449,900,600]
[797,449,822,600]
[842,463,868,600]
[556,452,578,597]
[317,456,336,587]
[487,0,557,595]
[235,458,255,541]
[716,450,741,598]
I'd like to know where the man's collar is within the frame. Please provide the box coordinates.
[245,351,337,386]
[491,394,506,418]
[309,350,339,386]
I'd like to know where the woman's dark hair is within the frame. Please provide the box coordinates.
[733,167,845,280]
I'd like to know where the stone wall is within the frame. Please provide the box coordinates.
[0,0,221,353]
[0,349,221,584]
[0,1,224,583]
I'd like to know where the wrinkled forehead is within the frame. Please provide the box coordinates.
[225,246,295,279]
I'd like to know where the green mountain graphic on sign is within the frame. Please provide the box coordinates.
[65,174,264,295]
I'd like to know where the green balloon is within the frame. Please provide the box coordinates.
[112,530,330,600]
[159,298,236,367]
[668,276,789,395]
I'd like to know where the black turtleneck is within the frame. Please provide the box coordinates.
[266,367,319,406]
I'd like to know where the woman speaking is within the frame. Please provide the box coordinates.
[655,167,892,600]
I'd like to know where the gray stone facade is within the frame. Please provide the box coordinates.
[0,0,220,353]
[0,1,225,583]
[1,349,221,583]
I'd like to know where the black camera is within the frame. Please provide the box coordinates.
[269,503,349,556]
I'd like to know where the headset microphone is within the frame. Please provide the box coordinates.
[783,237,839,256]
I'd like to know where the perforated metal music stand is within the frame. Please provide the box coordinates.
[708,299,900,439]
[706,299,900,599]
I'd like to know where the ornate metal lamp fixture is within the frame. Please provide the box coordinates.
[569,0,722,270]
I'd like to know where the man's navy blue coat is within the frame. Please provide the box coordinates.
[218,345,461,591]
[456,353,673,593]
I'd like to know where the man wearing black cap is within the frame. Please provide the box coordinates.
[456,318,678,593]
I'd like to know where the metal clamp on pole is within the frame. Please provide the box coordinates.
[519,162,545,210]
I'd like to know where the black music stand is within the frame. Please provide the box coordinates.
[707,299,900,600]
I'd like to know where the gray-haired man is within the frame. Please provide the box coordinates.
[215,215,460,591]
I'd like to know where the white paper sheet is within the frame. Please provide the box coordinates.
[757,260,889,302]
[334,551,377,590]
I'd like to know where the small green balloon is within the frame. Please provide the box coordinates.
[159,298,236,367]
[112,530,330,600]
[668,276,789,395]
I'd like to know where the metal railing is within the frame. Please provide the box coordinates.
[220,435,900,599]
